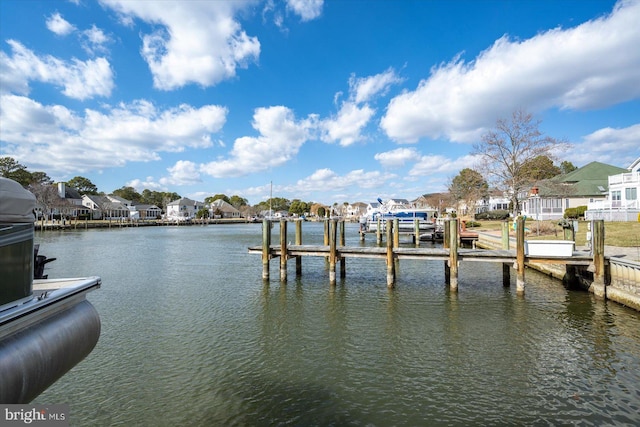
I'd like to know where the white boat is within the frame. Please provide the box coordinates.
[0,177,101,403]
[364,198,438,232]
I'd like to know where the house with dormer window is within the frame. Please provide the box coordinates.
[521,161,628,221]
[586,157,640,221]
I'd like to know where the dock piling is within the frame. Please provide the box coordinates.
[502,220,510,287]
[262,219,271,280]
[280,219,287,281]
[296,220,302,276]
[329,219,337,285]
[386,219,395,288]
[339,220,346,278]
[592,220,606,298]
[516,217,525,294]
[448,219,459,292]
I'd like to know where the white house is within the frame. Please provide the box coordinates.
[586,157,640,221]
[166,197,204,220]
[82,194,131,219]
[520,161,628,221]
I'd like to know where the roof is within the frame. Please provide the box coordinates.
[209,198,240,213]
[542,161,628,197]
[167,197,202,206]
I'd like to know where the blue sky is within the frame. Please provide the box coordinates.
[1,0,638,205]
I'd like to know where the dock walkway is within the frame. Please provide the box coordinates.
[249,218,608,297]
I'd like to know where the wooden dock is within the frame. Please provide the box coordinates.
[249,218,607,296]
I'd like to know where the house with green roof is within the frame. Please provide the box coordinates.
[586,157,640,221]
[521,161,628,221]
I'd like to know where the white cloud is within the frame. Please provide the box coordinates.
[127,177,167,192]
[374,147,421,168]
[319,69,401,147]
[200,106,313,177]
[284,168,396,195]
[381,0,640,143]
[46,12,76,36]
[81,25,111,56]
[0,40,114,100]
[0,94,227,176]
[572,123,640,166]
[320,102,374,146]
[286,0,323,21]
[101,0,260,90]
[350,68,403,104]
[408,154,481,177]
[162,160,202,185]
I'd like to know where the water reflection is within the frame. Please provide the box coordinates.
[33,224,640,426]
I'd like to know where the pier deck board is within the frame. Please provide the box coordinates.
[248,245,596,266]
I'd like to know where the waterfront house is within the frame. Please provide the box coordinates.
[166,197,204,220]
[521,161,628,221]
[475,189,511,214]
[346,202,368,220]
[82,194,131,220]
[130,204,162,220]
[586,157,640,221]
[209,199,242,218]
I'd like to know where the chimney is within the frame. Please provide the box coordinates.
[57,182,66,198]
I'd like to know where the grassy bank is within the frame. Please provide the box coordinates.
[469,219,640,247]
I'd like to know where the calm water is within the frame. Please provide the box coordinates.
[33,223,640,426]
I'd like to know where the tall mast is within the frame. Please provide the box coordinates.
[270,181,272,217]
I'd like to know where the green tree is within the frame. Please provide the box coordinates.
[289,199,311,216]
[196,208,210,219]
[520,155,561,180]
[448,168,488,218]
[473,109,565,217]
[112,186,142,203]
[229,195,248,208]
[0,157,32,186]
[67,176,99,195]
[141,190,180,209]
[560,160,577,174]
[30,171,53,186]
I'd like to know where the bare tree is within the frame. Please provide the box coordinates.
[29,183,60,225]
[473,109,566,217]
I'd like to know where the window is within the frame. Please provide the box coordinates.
[625,187,637,201]
[611,190,621,207]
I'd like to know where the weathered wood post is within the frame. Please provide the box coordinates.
[329,219,337,285]
[324,219,329,264]
[280,219,287,281]
[414,218,420,246]
[295,219,302,277]
[393,218,400,248]
[448,219,459,291]
[386,219,395,288]
[262,219,271,280]
[502,220,510,287]
[516,216,525,294]
[339,220,346,278]
[376,217,382,245]
[592,219,606,298]
[443,219,450,284]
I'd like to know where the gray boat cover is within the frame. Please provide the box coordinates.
[0,177,36,223]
